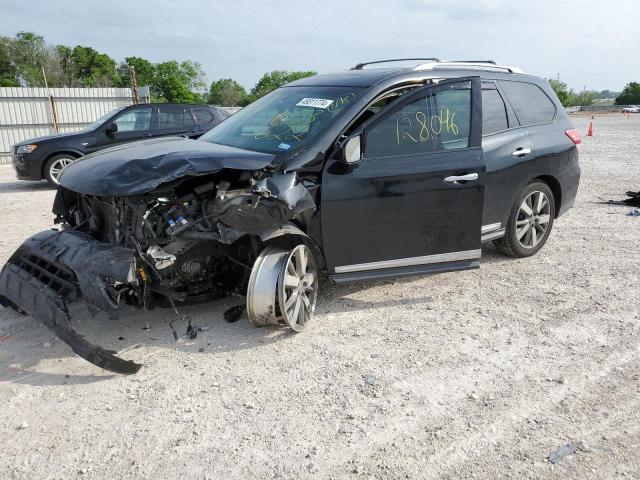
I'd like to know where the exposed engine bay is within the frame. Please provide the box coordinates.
[0,165,320,374]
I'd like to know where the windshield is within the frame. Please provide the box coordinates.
[200,86,364,154]
[81,106,126,132]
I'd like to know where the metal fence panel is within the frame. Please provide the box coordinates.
[0,86,149,164]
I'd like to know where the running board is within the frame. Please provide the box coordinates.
[330,259,479,284]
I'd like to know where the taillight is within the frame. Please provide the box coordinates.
[565,129,581,145]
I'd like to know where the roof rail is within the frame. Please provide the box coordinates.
[352,58,441,70]
[450,60,497,65]
[413,61,523,74]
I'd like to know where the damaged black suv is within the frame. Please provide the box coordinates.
[0,59,581,373]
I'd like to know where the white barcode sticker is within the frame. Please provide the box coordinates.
[296,98,334,109]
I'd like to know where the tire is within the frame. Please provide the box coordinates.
[44,154,77,185]
[493,181,555,258]
[246,243,319,332]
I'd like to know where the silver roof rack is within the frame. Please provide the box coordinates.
[352,58,441,70]
[414,61,523,74]
[351,58,524,74]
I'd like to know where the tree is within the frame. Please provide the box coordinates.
[0,36,19,86]
[69,46,117,87]
[572,89,597,107]
[116,56,156,88]
[548,78,571,107]
[208,78,247,106]
[10,31,47,86]
[153,60,206,103]
[249,70,316,101]
[615,82,640,105]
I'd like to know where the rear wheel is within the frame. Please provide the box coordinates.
[44,154,77,185]
[494,181,555,258]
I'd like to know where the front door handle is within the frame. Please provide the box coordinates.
[512,147,531,157]
[444,173,478,184]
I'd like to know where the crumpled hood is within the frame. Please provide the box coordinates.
[59,137,276,196]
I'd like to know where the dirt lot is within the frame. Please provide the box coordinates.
[1,114,639,479]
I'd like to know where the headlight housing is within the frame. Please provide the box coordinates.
[16,144,38,154]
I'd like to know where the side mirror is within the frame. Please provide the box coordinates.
[106,123,118,137]
[342,135,362,164]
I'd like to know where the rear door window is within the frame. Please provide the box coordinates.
[500,81,556,126]
[482,83,509,135]
[157,105,195,131]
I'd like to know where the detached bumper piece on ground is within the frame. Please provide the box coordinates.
[0,230,142,374]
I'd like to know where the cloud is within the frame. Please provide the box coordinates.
[1,0,639,90]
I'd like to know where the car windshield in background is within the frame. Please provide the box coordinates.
[81,106,126,132]
[200,86,365,154]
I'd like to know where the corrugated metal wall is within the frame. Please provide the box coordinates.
[0,86,149,164]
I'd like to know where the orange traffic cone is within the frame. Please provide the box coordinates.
[587,122,593,137]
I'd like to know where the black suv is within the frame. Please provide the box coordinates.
[12,103,229,185]
[0,59,581,373]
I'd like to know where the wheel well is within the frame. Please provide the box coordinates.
[41,151,81,177]
[534,175,562,218]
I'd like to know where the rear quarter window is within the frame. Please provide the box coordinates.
[193,107,215,125]
[500,81,556,126]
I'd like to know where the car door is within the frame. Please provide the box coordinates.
[321,77,485,282]
[480,81,534,239]
[90,106,154,152]
[155,105,198,138]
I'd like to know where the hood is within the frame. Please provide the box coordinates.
[59,137,276,196]
[16,131,84,146]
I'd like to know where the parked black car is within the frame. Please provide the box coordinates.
[0,59,581,373]
[12,103,229,185]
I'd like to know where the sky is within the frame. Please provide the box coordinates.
[1,0,639,92]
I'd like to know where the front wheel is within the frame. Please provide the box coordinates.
[246,243,318,331]
[44,154,77,185]
[494,181,555,258]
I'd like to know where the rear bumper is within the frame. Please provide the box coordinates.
[0,229,141,373]
[557,153,581,217]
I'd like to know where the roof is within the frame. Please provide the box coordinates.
[287,68,411,88]
[286,61,536,89]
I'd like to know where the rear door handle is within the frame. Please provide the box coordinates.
[512,147,531,157]
[444,173,478,184]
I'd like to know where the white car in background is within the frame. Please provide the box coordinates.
[622,105,640,113]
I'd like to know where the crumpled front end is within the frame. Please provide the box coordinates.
[0,229,141,374]
[1,168,320,374]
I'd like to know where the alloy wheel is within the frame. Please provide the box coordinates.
[49,157,75,184]
[278,244,317,332]
[516,190,551,248]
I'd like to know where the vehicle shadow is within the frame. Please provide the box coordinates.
[0,180,55,193]
[0,295,295,386]
[0,244,512,385]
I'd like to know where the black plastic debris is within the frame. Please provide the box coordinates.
[548,444,577,464]
[224,305,244,323]
[607,190,640,207]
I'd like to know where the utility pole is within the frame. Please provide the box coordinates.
[42,66,59,133]
[129,65,139,104]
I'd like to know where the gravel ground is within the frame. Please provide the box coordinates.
[0,113,639,479]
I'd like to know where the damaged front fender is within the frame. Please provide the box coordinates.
[0,229,141,374]
[208,172,317,238]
